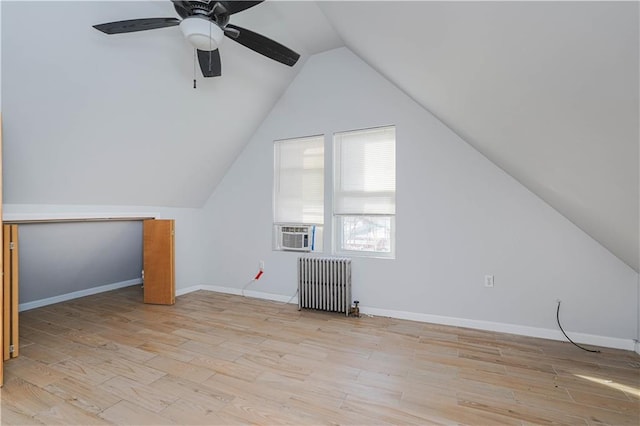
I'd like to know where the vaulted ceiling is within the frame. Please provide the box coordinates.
[1,1,638,271]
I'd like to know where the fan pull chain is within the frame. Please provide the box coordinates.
[193,48,197,89]
[208,22,213,71]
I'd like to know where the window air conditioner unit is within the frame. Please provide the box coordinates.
[280,225,313,251]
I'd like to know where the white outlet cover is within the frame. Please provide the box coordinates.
[484,275,494,287]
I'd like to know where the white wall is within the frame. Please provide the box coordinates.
[201,47,639,349]
[18,221,143,304]
[1,1,303,209]
[3,204,207,294]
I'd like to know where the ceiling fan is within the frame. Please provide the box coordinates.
[93,0,300,78]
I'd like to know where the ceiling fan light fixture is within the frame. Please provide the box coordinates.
[179,16,224,51]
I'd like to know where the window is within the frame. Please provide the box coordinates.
[273,135,324,251]
[334,126,396,257]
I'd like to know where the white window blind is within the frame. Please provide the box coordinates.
[274,135,324,224]
[334,126,396,215]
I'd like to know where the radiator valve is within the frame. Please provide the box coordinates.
[350,300,360,318]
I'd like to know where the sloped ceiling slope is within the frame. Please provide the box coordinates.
[1,1,341,207]
[2,1,638,273]
[320,1,639,271]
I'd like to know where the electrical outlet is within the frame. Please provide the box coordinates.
[259,260,265,270]
[484,275,494,288]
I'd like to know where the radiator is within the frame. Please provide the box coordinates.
[298,257,352,316]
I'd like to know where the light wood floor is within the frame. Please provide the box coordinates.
[1,286,638,425]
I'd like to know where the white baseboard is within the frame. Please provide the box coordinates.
[176,284,295,304]
[635,340,640,356]
[177,285,636,352]
[360,306,636,351]
[19,278,142,312]
[176,285,205,296]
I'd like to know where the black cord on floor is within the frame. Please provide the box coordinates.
[556,301,600,353]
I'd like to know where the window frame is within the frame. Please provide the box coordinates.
[332,125,396,259]
[272,134,325,252]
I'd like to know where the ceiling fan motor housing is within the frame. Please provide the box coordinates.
[179,16,224,51]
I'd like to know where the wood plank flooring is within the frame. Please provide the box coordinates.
[1,286,639,425]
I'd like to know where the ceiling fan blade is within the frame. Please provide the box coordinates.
[93,18,180,35]
[219,1,264,15]
[197,49,222,77]
[225,24,300,67]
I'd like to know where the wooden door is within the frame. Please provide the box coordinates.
[143,219,175,305]
[3,225,19,360]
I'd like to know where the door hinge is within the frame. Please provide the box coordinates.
[9,344,15,353]
[9,242,15,250]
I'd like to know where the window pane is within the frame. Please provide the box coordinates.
[340,216,391,253]
[334,126,395,215]
[274,136,324,224]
